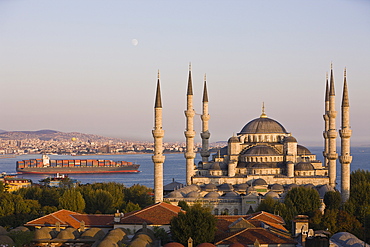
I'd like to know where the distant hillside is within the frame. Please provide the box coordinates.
[0,129,6,133]
[0,129,125,142]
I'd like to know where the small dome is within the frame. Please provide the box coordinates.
[283,136,297,142]
[164,243,185,247]
[222,192,240,198]
[247,187,257,193]
[97,239,118,247]
[34,228,52,240]
[166,191,184,198]
[265,191,280,199]
[238,117,288,134]
[295,162,314,171]
[235,183,249,191]
[228,136,239,143]
[297,145,312,155]
[80,228,105,240]
[304,184,315,189]
[244,145,279,155]
[9,226,29,232]
[56,228,78,240]
[186,191,201,198]
[0,235,14,245]
[210,162,222,170]
[203,183,217,191]
[218,183,234,192]
[204,191,220,199]
[0,226,8,235]
[270,184,284,191]
[252,178,267,186]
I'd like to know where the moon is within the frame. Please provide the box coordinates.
[131,39,138,46]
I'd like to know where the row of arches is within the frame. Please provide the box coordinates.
[240,134,287,143]
[214,208,239,215]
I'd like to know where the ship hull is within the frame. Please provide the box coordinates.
[17,166,140,174]
[16,157,140,175]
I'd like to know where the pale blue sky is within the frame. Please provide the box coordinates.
[1,0,369,146]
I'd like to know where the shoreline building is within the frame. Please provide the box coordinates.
[154,65,352,214]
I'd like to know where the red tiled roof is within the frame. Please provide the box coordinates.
[25,209,82,228]
[215,228,296,245]
[245,211,285,224]
[25,209,114,228]
[119,202,183,225]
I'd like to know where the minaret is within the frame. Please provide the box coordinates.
[339,68,352,202]
[152,70,165,203]
[327,64,338,188]
[184,64,196,185]
[323,73,329,167]
[200,74,211,163]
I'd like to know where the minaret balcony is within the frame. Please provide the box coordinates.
[184,152,196,159]
[184,130,196,138]
[323,114,329,121]
[201,131,211,139]
[327,153,338,160]
[152,129,165,138]
[327,131,337,138]
[339,155,352,164]
[152,155,165,164]
[185,110,195,117]
[201,114,210,121]
[323,131,328,138]
[328,111,337,118]
[339,129,352,138]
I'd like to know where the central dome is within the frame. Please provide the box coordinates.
[238,117,288,134]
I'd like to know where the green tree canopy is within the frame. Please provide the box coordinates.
[284,187,320,217]
[59,189,85,213]
[324,191,341,210]
[170,204,216,246]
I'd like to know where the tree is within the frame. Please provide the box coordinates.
[123,201,141,213]
[257,196,278,213]
[177,201,190,211]
[324,191,342,210]
[284,187,320,217]
[59,189,85,212]
[124,184,153,208]
[170,204,216,246]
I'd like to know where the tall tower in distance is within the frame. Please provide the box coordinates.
[323,73,329,167]
[184,64,196,185]
[327,64,338,188]
[340,68,352,202]
[152,70,165,203]
[200,74,211,163]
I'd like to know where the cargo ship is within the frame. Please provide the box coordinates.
[16,155,140,174]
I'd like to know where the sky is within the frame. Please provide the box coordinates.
[0,0,369,146]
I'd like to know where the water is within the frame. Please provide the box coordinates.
[0,147,369,188]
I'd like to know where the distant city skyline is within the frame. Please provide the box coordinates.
[1,1,369,146]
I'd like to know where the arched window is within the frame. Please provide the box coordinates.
[234,209,238,215]
[214,209,219,215]
[223,209,229,215]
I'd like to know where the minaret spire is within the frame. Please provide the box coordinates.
[152,70,165,203]
[323,72,329,167]
[339,67,352,202]
[327,64,338,188]
[260,102,267,118]
[184,64,196,185]
[201,74,211,163]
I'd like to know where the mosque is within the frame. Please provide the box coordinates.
[152,65,352,215]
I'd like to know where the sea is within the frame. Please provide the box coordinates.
[0,147,369,189]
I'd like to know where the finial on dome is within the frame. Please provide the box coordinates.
[260,102,267,118]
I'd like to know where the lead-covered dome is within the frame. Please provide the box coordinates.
[243,145,279,155]
[238,117,288,134]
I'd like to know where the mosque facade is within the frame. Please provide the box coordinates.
[152,65,352,214]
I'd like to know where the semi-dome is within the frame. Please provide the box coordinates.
[235,183,249,191]
[238,117,288,134]
[252,178,268,186]
[283,136,297,142]
[210,162,222,170]
[295,162,314,171]
[243,145,279,155]
[297,145,312,155]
